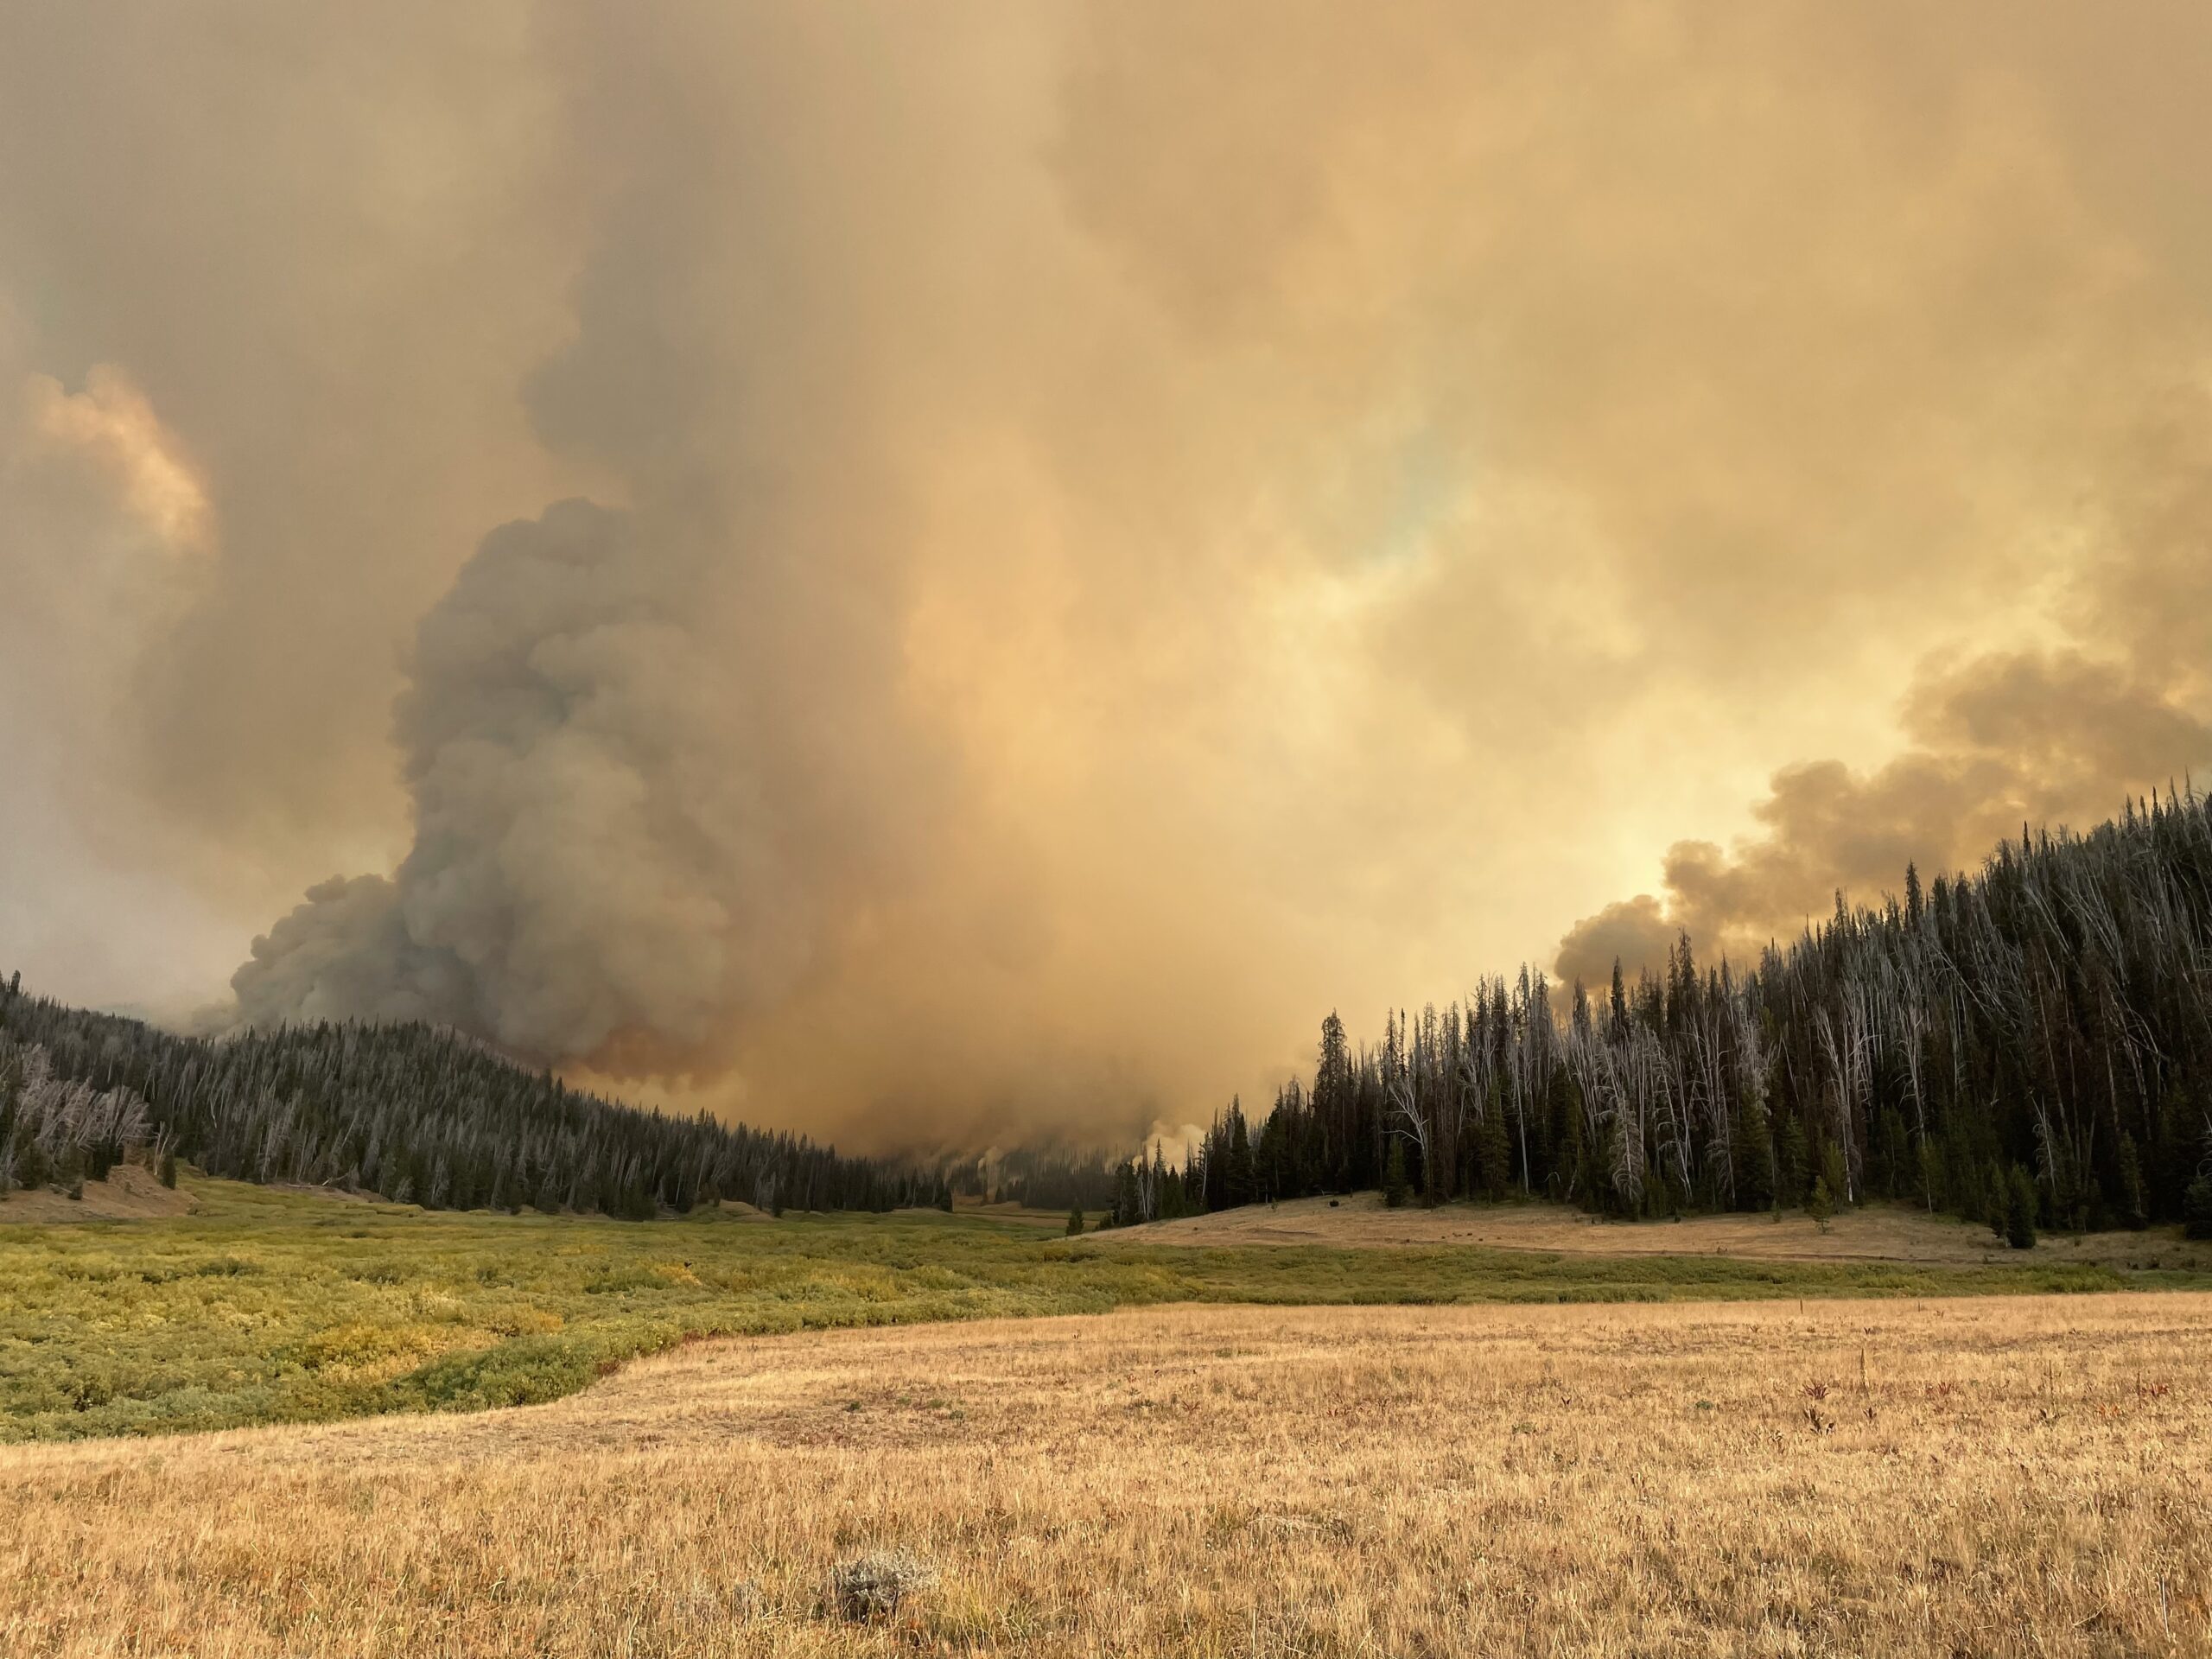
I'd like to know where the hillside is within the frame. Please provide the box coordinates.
[0,982,944,1219]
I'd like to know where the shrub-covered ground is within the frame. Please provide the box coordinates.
[5,1172,2203,1441]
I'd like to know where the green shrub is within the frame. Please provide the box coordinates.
[2183,1175,2212,1242]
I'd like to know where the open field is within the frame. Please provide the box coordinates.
[4,1294,2209,1656]
[1112,1192,2212,1271]
[8,1173,2209,1443]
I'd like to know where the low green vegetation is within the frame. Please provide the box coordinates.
[6,1173,2204,1443]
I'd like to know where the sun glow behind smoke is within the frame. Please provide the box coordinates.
[28,366,212,556]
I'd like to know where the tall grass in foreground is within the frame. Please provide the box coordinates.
[3,1298,2207,1656]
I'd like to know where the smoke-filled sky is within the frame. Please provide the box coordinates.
[3,3,2209,1149]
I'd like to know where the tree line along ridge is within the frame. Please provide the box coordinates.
[7,789,2212,1241]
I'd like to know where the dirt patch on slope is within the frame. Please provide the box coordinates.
[0,1161,196,1223]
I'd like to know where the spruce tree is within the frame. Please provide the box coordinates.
[1477,1092,1510,1202]
[1731,1091,1773,1212]
[1806,1175,1834,1230]
[2115,1135,2147,1230]
[1065,1203,1084,1236]
[2183,1174,2212,1242]
[1225,1106,1255,1210]
[1777,1114,1809,1209]
[1382,1141,1409,1209]
[1819,1142,1851,1211]
[2005,1166,2038,1249]
[1916,1136,1944,1212]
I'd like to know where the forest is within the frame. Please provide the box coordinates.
[1109,789,2212,1243]
[0,986,948,1217]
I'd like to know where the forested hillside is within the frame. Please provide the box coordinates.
[0,988,945,1217]
[1112,789,2212,1241]
[12,789,2212,1236]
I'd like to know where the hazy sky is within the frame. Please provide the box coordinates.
[3,2,2209,1148]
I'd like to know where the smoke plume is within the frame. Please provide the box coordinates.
[4,2,2212,1144]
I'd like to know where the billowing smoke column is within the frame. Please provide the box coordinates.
[233,6,962,1091]
[234,500,808,1067]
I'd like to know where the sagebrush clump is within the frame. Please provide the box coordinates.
[830,1548,938,1621]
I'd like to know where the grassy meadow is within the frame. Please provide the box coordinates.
[5,1295,2209,1656]
[5,1170,2208,1443]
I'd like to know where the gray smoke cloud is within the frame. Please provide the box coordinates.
[238,502,778,1061]
[233,482,942,1078]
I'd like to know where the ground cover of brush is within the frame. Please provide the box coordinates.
[5,1171,2205,1443]
[3,1295,2208,1657]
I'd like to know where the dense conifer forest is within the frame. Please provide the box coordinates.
[10,791,2212,1240]
[0,986,947,1217]
[1109,790,2212,1243]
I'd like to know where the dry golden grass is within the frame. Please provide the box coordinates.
[4,1294,2208,1656]
[1111,1192,2212,1271]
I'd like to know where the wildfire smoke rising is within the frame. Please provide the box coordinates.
[3,3,2210,1146]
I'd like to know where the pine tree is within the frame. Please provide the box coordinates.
[1731,1090,1773,1212]
[1383,1141,1409,1209]
[2005,1165,2038,1249]
[1777,1114,1809,1208]
[1065,1203,1084,1236]
[2183,1175,2212,1242]
[2115,1135,2147,1230]
[1819,1142,1851,1212]
[1113,1160,1142,1225]
[1916,1135,1945,1212]
[1476,1090,1511,1202]
[1806,1175,1834,1230]
[1225,1104,1255,1210]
